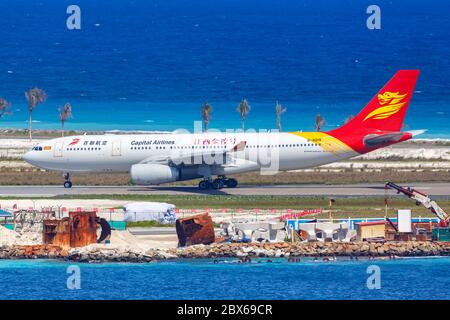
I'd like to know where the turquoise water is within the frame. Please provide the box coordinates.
[2,101,448,139]
[0,257,449,300]
[0,0,449,137]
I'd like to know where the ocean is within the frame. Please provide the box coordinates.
[0,0,449,138]
[1,257,449,299]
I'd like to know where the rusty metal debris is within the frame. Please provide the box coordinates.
[43,212,98,248]
[43,218,71,247]
[176,213,215,247]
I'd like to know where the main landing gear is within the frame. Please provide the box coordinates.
[63,173,73,188]
[198,176,238,190]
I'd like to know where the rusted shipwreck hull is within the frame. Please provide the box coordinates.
[176,213,215,247]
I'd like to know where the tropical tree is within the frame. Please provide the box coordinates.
[237,98,250,130]
[200,101,212,132]
[0,98,11,119]
[275,101,286,131]
[59,103,72,136]
[402,123,409,131]
[344,114,354,124]
[25,88,47,141]
[314,113,325,131]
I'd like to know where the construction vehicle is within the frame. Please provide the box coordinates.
[385,182,449,227]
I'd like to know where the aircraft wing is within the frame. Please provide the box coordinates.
[138,141,247,166]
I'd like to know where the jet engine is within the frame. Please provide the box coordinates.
[130,164,179,185]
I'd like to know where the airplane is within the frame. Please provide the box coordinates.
[23,70,423,190]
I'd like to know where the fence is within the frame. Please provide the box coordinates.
[1,208,126,231]
[286,217,440,231]
[173,208,323,219]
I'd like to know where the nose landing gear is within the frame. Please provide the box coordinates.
[198,176,238,190]
[63,173,73,188]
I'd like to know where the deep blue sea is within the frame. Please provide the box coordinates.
[0,257,449,299]
[0,0,449,137]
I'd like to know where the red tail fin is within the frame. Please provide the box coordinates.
[328,70,420,154]
[337,70,419,132]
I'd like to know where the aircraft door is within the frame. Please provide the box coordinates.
[112,141,121,156]
[53,142,63,157]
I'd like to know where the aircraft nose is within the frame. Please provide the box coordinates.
[22,151,34,164]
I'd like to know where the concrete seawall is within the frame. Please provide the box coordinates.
[1,241,450,262]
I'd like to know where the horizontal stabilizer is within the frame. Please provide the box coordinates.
[406,129,427,137]
[363,132,407,147]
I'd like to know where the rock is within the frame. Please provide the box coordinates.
[254,248,267,257]
[80,254,89,262]
[242,246,254,253]
[236,251,248,258]
[2,240,449,262]
[266,250,275,257]
[158,251,178,259]
[344,246,354,255]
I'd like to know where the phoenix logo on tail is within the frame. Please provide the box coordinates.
[363,91,407,121]
[328,70,420,154]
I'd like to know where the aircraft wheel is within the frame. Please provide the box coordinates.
[198,180,211,190]
[212,179,224,190]
[64,181,73,188]
[225,178,238,188]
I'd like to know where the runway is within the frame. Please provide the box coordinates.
[0,183,448,197]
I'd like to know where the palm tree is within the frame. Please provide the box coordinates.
[402,123,409,131]
[25,88,47,141]
[200,101,212,132]
[275,101,286,131]
[59,103,72,136]
[237,98,250,130]
[314,113,325,131]
[0,98,11,119]
[344,114,354,124]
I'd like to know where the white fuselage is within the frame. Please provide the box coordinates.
[22,131,358,179]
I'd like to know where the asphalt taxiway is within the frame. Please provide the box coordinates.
[0,183,448,197]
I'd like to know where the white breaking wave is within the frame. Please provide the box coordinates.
[23,120,42,123]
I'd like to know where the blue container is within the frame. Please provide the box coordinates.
[4,224,14,230]
[109,221,127,231]
[432,228,450,241]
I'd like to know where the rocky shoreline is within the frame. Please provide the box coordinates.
[0,245,68,260]
[1,241,450,263]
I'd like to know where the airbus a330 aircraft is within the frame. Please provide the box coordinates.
[23,70,423,190]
